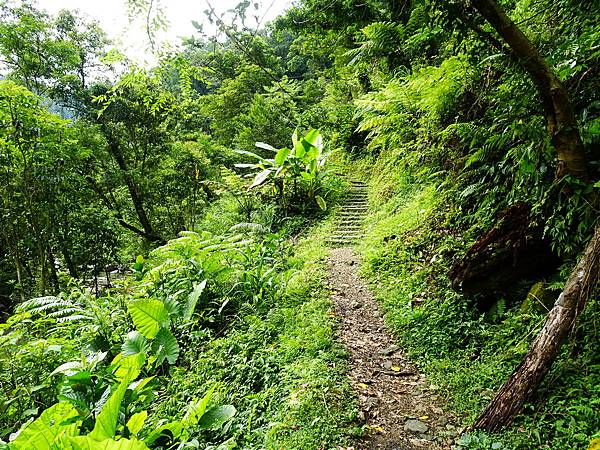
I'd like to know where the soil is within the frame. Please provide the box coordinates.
[327,247,459,450]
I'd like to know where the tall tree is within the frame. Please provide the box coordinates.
[469,0,589,182]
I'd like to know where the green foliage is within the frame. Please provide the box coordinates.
[1,0,599,449]
[235,129,336,212]
[7,402,80,450]
[151,218,358,449]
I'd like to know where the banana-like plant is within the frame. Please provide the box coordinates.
[235,129,331,210]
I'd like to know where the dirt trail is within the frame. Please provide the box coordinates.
[327,182,457,449]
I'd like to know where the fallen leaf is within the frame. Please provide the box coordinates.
[357,383,369,390]
[369,425,384,434]
[419,415,429,421]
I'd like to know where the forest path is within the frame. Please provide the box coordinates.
[327,182,457,449]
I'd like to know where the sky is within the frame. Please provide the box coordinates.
[34,0,292,66]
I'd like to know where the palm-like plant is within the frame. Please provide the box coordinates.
[235,129,331,210]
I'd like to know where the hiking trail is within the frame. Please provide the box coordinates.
[327,181,458,449]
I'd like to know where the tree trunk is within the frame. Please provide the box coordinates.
[474,223,600,431]
[103,131,164,244]
[471,0,589,182]
[59,237,79,279]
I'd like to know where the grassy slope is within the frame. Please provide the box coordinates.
[153,215,360,449]
[349,151,600,450]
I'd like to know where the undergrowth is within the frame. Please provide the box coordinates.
[151,216,360,449]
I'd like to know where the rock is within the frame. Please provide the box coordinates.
[380,344,399,356]
[404,419,429,433]
[383,360,393,369]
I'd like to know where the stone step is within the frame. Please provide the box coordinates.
[336,224,362,229]
[337,222,363,226]
[331,230,363,235]
[337,217,366,221]
[330,236,363,241]
[337,216,366,221]
[327,241,355,246]
[329,238,360,245]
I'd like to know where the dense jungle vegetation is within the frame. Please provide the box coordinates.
[0,0,599,448]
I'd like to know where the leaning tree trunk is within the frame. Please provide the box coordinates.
[474,223,600,431]
[471,0,589,182]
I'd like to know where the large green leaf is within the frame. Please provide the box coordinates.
[198,405,236,430]
[68,436,149,450]
[300,172,313,181]
[111,353,145,382]
[182,386,214,427]
[88,356,141,442]
[50,361,85,377]
[303,129,322,150]
[304,145,319,163]
[151,327,179,365]
[291,129,299,152]
[274,147,290,166]
[128,299,169,339]
[144,422,183,446]
[122,331,148,356]
[235,149,267,161]
[126,411,147,436]
[254,141,278,153]
[249,169,272,189]
[294,139,307,159]
[315,195,327,211]
[183,279,207,321]
[9,402,80,450]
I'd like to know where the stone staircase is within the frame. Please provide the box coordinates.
[328,180,368,247]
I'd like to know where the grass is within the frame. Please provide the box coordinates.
[151,215,361,449]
